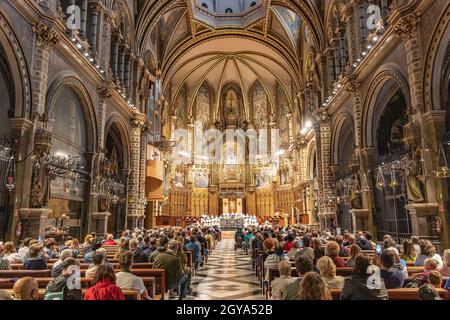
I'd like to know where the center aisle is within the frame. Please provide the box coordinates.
[185,231,265,300]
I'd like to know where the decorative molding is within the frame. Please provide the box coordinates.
[33,23,60,49]
[97,86,113,101]
[394,14,419,41]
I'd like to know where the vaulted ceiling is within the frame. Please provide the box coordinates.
[135,0,325,108]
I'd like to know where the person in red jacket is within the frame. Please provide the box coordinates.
[103,234,118,246]
[84,265,125,300]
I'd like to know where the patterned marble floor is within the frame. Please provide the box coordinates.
[185,231,265,300]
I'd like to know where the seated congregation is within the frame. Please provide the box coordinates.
[239,227,450,300]
[0,226,219,300]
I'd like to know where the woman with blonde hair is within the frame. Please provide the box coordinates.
[3,242,22,264]
[345,244,362,267]
[317,256,345,289]
[299,272,332,300]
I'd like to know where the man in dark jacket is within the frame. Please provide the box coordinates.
[129,238,149,263]
[45,258,82,300]
[356,233,373,251]
[153,240,190,300]
[149,236,168,262]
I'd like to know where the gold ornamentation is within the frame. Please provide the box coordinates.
[97,87,113,100]
[33,23,60,49]
[394,14,419,41]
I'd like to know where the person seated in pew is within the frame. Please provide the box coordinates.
[43,238,60,259]
[325,241,346,268]
[427,270,442,290]
[24,244,47,270]
[13,277,39,300]
[3,241,23,264]
[196,231,208,261]
[176,240,193,294]
[270,260,296,300]
[83,241,102,263]
[410,258,440,287]
[66,239,80,258]
[51,249,73,277]
[312,237,325,264]
[264,244,289,282]
[299,272,332,300]
[149,236,169,263]
[153,240,190,300]
[418,283,441,300]
[378,249,404,289]
[293,236,314,263]
[343,234,356,251]
[17,238,33,262]
[205,229,215,251]
[103,234,118,246]
[45,258,82,300]
[116,251,151,300]
[185,236,202,270]
[438,249,450,277]
[400,240,418,263]
[283,234,294,252]
[356,232,373,251]
[364,232,376,250]
[282,256,314,300]
[129,238,149,263]
[85,251,105,279]
[286,240,300,260]
[414,240,443,267]
[139,235,154,258]
[335,235,349,257]
[0,290,14,300]
[0,242,12,270]
[316,256,345,290]
[341,255,388,300]
[346,245,362,268]
[84,264,125,300]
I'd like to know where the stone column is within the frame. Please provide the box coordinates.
[315,110,336,229]
[119,47,126,87]
[111,36,119,78]
[80,0,88,38]
[138,126,148,217]
[97,87,112,149]
[101,11,114,72]
[127,115,146,229]
[32,24,60,116]
[89,3,101,53]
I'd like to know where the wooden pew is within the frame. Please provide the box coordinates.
[0,277,157,299]
[11,262,155,271]
[6,288,140,300]
[329,288,449,300]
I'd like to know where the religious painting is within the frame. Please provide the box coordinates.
[195,174,209,188]
[174,171,185,188]
[255,174,270,188]
[251,81,268,129]
[273,6,301,46]
[174,84,186,129]
[276,84,290,149]
[196,83,211,128]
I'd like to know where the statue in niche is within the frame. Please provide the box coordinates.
[405,149,425,203]
[305,51,319,85]
[225,89,238,126]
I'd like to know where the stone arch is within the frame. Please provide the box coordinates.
[45,75,98,153]
[0,12,32,119]
[307,139,317,180]
[424,6,450,112]
[331,111,354,168]
[361,66,411,149]
[104,113,131,170]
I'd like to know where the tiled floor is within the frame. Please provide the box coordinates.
[185,231,265,300]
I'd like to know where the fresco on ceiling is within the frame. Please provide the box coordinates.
[276,84,290,149]
[174,85,186,129]
[252,81,268,129]
[196,83,211,127]
[273,6,301,46]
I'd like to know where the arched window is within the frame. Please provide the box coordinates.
[201,2,208,9]
[225,8,233,13]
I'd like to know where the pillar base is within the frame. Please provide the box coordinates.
[91,211,111,237]
[405,203,441,241]
[127,215,145,230]
[19,208,54,240]
[349,209,370,232]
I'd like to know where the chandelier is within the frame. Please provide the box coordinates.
[434,145,450,178]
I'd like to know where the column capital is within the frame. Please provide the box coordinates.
[97,86,113,101]
[33,23,60,49]
[314,109,330,126]
[344,75,361,96]
[394,14,419,41]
